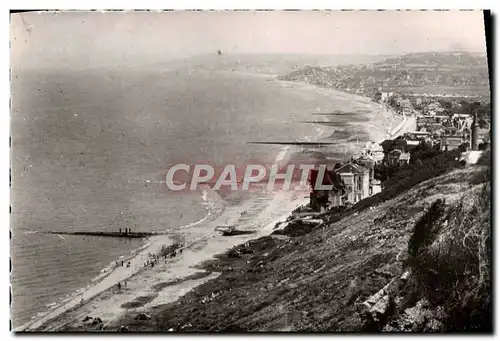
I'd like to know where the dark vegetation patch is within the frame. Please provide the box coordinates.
[152,272,211,292]
[119,273,212,310]
[271,220,317,237]
[469,166,490,185]
[121,295,157,309]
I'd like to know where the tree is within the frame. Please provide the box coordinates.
[438,99,454,112]
[388,95,402,112]
[410,142,440,164]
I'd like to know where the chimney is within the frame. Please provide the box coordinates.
[471,113,479,150]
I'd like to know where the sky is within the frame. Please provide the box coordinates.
[11,10,487,69]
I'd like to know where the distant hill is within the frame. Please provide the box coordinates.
[278,52,490,97]
[213,53,394,75]
[150,53,395,76]
[374,51,488,68]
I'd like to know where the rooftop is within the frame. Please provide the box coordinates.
[309,169,343,191]
[336,162,368,175]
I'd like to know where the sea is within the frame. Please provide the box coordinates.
[10,55,385,329]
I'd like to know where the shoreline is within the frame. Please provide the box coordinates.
[18,74,402,333]
[16,234,173,331]
[270,77,416,144]
[269,77,405,144]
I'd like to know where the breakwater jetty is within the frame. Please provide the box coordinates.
[43,230,165,239]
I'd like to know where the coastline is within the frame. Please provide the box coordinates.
[19,75,403,333]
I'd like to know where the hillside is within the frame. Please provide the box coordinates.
[278,52,490,97]
[100,151,491,332]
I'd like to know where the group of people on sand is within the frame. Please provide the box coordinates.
[166,245,184,259]
[115,260,131,268]
[142,245,184,268]
[144,252,160,268]
[113,245,186,293]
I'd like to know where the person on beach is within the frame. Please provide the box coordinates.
[117,282,121,290]
[121,260,124,266]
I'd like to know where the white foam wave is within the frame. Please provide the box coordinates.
[179,188,223,230]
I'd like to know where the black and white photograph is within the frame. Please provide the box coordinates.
[9,9,492,333]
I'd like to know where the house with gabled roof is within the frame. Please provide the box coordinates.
[387,149,411,167]
[308,168,345,210]
[334,162,370,204]
[355,157,376,181]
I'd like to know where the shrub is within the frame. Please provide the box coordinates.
[406,183,491,332]
[407,199,447,259]
[470,166,490,185]
[410,142,440,163]
[476,149,491,166]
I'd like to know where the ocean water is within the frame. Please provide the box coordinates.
[10,60,373,328]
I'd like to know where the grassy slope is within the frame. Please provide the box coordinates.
[104,159,490,332]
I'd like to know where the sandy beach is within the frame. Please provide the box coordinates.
[17,76,406,332]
